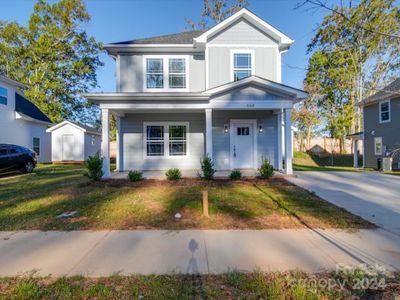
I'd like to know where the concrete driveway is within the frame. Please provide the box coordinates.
[287,172,400,235]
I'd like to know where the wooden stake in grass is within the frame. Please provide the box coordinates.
[202,190,209,217]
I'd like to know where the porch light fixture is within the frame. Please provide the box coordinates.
[224,124,229,133]
[258,124,263,133]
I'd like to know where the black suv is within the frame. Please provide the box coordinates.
[0,144,37,174]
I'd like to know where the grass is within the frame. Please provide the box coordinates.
[0,271,398,299]
[293,151,400,175]
[0,164,374,230]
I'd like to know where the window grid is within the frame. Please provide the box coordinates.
[233,53,252,81]
[379,100,390,123]
[144,123,188,158]
[146,58,164,89]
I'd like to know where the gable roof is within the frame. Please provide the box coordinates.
[206,76,308,101]
[363,78,400,106]
[104,8,293,51]
[109,30,206,45]
[46,120,101,135]
[194,8,293,50]
[15,93,52,124]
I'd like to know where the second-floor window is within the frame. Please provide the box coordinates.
[0,86,7,105]
[232,50,254,81]
[144,56,188,91]
[379,100,390,123]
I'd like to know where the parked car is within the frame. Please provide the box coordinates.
[0,144,37,174]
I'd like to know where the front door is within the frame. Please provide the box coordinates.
[62,135,74,161]
[231,121,254,169]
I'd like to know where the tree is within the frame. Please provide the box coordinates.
[292,82,321,151]
[304,0,399,151]
[186,0,248,30]
[0,0,103,123]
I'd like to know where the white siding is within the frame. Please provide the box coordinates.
[208,19,277,45]
[0,80,51,163]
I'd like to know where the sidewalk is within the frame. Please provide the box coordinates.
[0,229,399,276]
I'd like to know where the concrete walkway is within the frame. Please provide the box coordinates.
[287,172,400,236]
[0,229,399,276]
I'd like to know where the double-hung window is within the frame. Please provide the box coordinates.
[146,58,164,89]
[379,100,390,123]
[232,50,254,81]
[144,122,188,158]
[33,137,40,156]
[144,56,188,91]
[0,86,7,105]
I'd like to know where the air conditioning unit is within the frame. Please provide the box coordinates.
[382,157,392,172]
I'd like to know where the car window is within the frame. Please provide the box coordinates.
[9,148,20,154]
[0,149,7,156]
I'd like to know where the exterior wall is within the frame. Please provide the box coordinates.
[0,80,51,163]
[51,124,85,162]
[84,133,101,160]
[364,98,400,168]
[207,46,278,89]
[208,19,277,45]
[121,113,205,171]
[118,53,205,92]
[212,111,277,170]
[120,111,277,171]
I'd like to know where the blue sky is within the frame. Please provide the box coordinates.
[2,0,332,91]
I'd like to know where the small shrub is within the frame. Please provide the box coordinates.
[200,154,215,180]
[128,170,143,182]
[165,168,182,181]
[85,154,103,181]
[229,169,242,180]
[258,157,274,179]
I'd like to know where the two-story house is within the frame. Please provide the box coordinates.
[85,9,308,177]
[0,75,52,163]
[361,78,400,170]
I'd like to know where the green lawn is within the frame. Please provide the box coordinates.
[0,164,374,230]
[293,151,400,176]
[1,271,398,299]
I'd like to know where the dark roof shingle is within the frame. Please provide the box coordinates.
[15,93,52,123]
[363,78,400,105]
[109,30,206,45]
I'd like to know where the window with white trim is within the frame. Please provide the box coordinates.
[232,51,253,81]
[169,59,186,88]
[144,122,188,158]
[33,137,40,156]
[379,100,390,123]
[0,86,7,105]
[146,58,164,89]
[144,56,188,91]
[374,137,382,155]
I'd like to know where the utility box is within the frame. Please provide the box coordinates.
[382,157,392,172]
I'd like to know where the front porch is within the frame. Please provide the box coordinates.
[83,76,308,178]
[100,108,294,178]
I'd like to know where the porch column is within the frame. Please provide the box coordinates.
[116,116,122,171]
[353,139,359,168]
[276,110,283,170]
[284,108,293,175]
[101,108,110,178]
[205,108,213,159]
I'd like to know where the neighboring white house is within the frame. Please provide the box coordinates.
[0,75,52,163]
[84,8,308,177]
[46,121,101,163]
